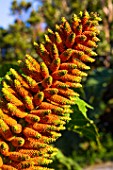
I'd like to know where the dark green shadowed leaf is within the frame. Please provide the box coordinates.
[67,97,100,146]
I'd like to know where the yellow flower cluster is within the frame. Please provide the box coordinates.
[0,11,101,169]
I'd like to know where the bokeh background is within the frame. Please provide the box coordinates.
[0,0,113,169]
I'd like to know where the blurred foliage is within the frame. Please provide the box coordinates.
[0,0,113,169]
[84,67,113,118]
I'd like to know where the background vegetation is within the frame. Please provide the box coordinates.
[0,0,113,169]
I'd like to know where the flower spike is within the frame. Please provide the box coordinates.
[0,11,100,169]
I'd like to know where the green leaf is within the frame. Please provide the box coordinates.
[67,97,100,146]
[50,149,82,170]
[73,97,93,118]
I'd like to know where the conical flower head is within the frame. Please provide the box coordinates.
[0,11,101,169]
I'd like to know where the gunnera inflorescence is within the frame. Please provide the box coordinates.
[0,11,101,170]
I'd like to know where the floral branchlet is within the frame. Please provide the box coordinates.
[0,11,101,170]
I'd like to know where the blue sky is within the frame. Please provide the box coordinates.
[0,0,38,28]
[0,0,15,28]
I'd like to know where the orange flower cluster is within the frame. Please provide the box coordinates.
[0,11,101,169]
